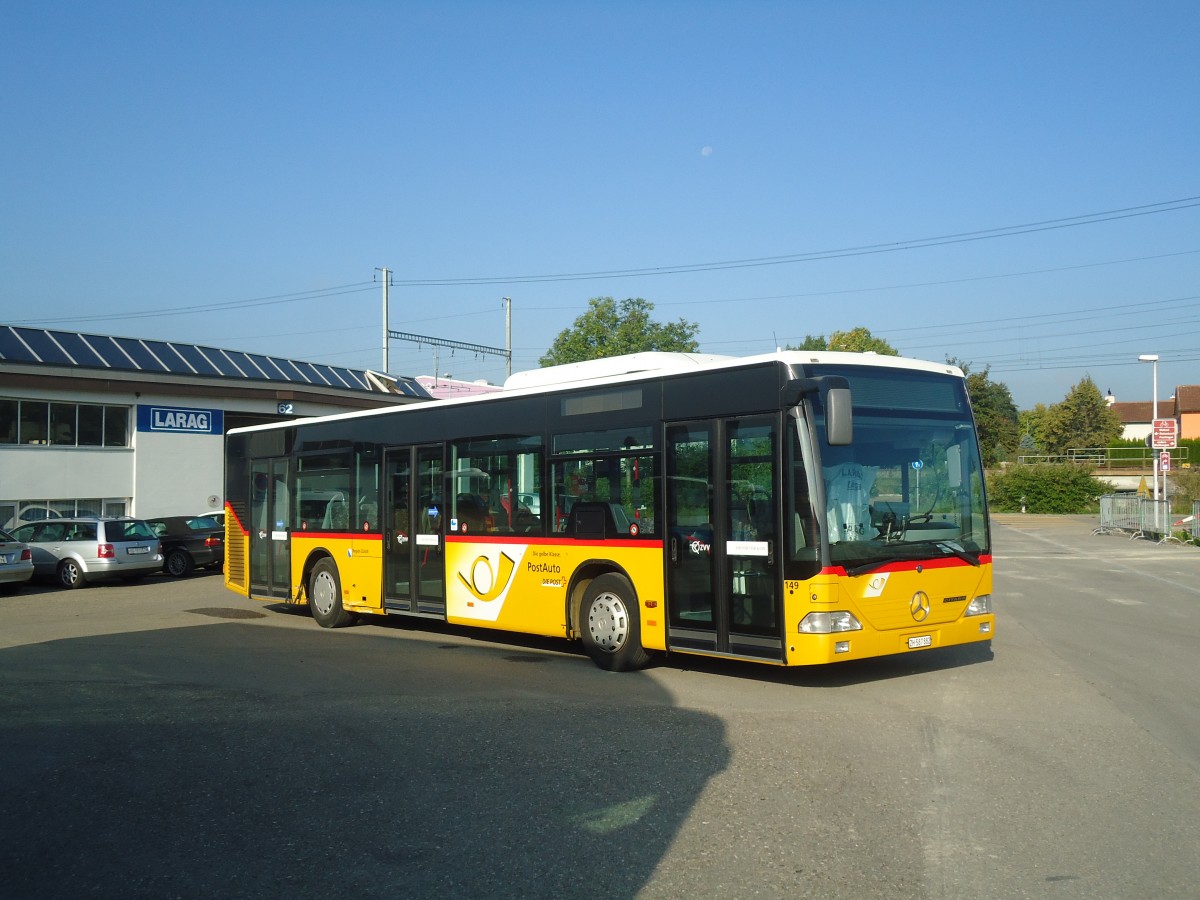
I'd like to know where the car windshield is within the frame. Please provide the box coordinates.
[0,529,16,542]
[806,365,989,573]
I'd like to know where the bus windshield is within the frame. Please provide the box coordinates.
[807,367,989,574]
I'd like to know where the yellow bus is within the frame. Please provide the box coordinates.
[224,351,993,671]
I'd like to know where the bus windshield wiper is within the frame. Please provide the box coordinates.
[929,540,980,566]
[844,553,917,577]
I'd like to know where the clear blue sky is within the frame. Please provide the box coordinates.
[3,1,1197,410]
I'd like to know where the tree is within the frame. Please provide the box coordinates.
[540,297,700,367]
[1018,405,1050,453]
[961,364,1019,468]
[1040,376,1123,455]
[786,326,897,355]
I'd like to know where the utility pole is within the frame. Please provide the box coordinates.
[503,296,512,378]
[377,267,391,373]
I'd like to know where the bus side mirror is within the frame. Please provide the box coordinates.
[825,388,852,446]
[782,377,853,445]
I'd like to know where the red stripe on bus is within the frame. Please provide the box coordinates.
[445,534,663,549]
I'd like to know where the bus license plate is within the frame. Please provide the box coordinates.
[908,635,932,649]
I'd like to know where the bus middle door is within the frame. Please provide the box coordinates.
[666,417,783,662]
[384,445,446,617]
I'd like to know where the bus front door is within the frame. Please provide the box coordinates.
[249,458,291,600]
[666,417,783,661]
[384,445,446,616]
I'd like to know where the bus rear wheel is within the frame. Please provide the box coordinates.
[308,558,355,628]
[580,573,650,672]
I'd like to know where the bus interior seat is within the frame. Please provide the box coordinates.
[565,502,624,540]
[322,493,348,530]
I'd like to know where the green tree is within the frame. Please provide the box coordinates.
[540,297,700,367]
[961,364,1019,468]
[786,326,897,355]
[1041,376,1123,455]
[1018,404,1050,453]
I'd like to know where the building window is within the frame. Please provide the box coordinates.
[19,401,48,445]
[0,399,130,448]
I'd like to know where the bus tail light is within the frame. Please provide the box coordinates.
[799,611,862,634]
[966,594,992,616]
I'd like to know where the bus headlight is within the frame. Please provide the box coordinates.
[966,594,992,616]
[799,611,863,634]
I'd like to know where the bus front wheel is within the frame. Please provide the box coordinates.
[308,558,355,628]
[580,573,650,672]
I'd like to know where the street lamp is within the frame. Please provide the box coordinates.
[1139,354,1159,501]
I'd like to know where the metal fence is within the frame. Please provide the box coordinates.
[1095,494,1191,543]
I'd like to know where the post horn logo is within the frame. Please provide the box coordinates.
[910,591,931,622]
[458,551,517,602]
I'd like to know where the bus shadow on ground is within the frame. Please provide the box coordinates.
[268,602,994,690]
[0,620,729,899]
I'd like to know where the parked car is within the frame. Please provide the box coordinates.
[146,515,224,577]
[3,505,62,532]
[0,528,35,595]
[198,511,226,530]
[11,517,162,588]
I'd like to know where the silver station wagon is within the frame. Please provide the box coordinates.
[0,528,35,595]
[11,517,162,589]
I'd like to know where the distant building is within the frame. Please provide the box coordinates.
[1108,385,1200,441]
[415,375,502,400]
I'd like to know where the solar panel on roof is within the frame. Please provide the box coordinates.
[273,358,309,383]
[141,339,184,372]
[244,353,283,380]
[170,343,220,376]
[324,365,362,390]
[18,330,73,364]
[111,337,166,371]
[1,324,430,399]
[49,331,106,367]
[0,328,34,361]
[89,336,139,370]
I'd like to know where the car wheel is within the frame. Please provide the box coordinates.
[57,559,87,589]
[308,558,355,628]
[580,572,651,671]
[165,548,195,578]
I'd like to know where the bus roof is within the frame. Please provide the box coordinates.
[227,350,964,435]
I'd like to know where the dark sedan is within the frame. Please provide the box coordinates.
[146,515,224,577]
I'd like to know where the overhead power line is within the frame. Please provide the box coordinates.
[392,196,1200,287]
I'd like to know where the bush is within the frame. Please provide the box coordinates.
[987,464,1116,514]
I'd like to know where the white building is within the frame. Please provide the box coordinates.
[0,326,430,530]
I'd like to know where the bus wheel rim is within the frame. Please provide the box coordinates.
[588,592,628,652]
[312,570,336,615]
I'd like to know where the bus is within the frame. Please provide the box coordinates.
[223,351,993,672]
